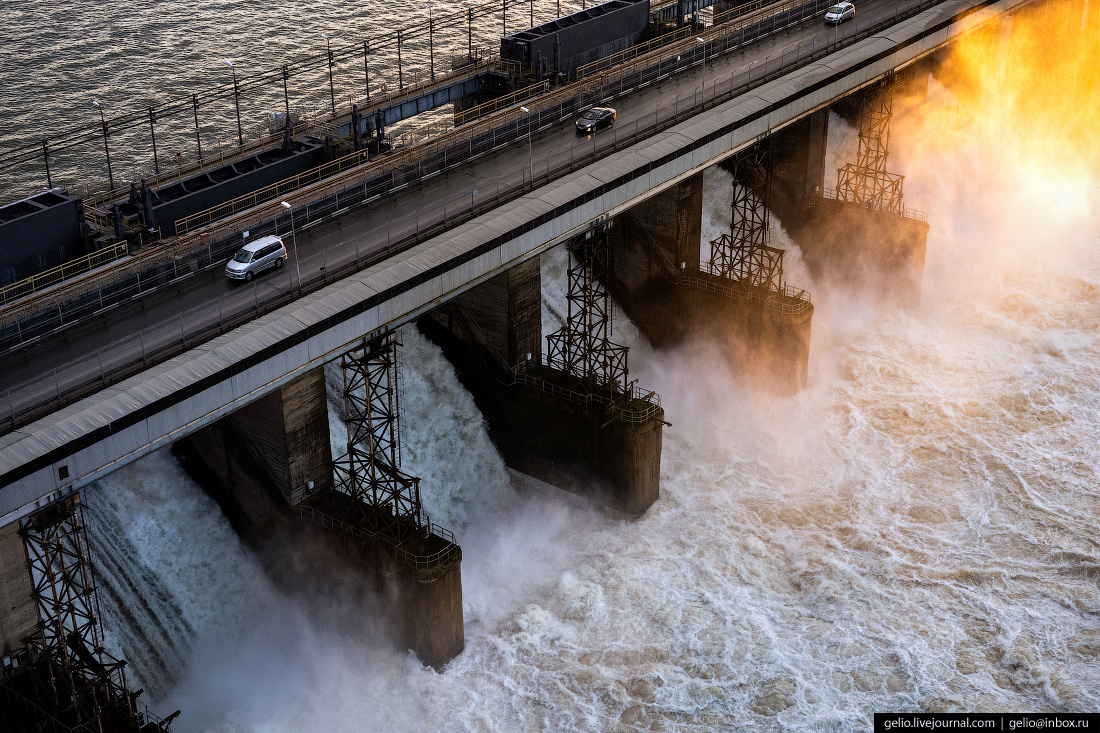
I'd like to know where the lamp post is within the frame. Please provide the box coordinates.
[425,4,435,79]
[281,201,302,294]
[92,100,115,190]
[697,37,706,103]
[225,60,244,147]
[322,33,335,115]
[520,106,533,180]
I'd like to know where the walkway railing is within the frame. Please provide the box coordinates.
[687,266,813,316]
[806,188,929,223]
[0,0,829,307]
[0,0,953,434]
[299,504,460,580]
[510,362,665,426]
[0,242,129,307]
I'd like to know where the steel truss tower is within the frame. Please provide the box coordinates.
[330,335,426,542]
[17,495,150,732]
[709,145,787,293]
[546,224,630,396]
[836,82,905,214]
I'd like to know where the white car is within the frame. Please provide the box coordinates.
[225,235,287,282]
[825,2,855,23]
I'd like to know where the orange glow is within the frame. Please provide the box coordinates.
[945,0,1100,184]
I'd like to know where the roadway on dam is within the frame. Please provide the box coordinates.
[0,0,935,421]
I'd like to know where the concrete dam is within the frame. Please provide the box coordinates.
[2,0,1093,726]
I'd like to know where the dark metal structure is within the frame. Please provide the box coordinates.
[14,495,166,732]
[546,225,630,396]
[500,0,651,76]
[709,145,787,292]
[330,336,425,542]
[835,82,905,214]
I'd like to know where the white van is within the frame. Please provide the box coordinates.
[225,235,287,282]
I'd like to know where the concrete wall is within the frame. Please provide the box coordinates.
[421,314,664,516]
[612,218,813,394]
[175,367,332,538]
[0,521,36,656]
[632,173,703,275]
[447,257,543,369]
[780,201,929,308]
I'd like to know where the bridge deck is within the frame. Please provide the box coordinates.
[0,0,1025,521]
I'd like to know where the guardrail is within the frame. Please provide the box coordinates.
[395,524,462,582]
[0,0,953,433]
[454,80,550,126]
[579,0,801,77]
[687,267,813,316]
[1,0,823,314]
[807,188,929,223]
[510,364,665,426]
[299,504,460,580]
[0,242,128,306]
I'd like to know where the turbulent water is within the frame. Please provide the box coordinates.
[71,84,1100,729]
[10,0,1098,725]
[0,0,587,198]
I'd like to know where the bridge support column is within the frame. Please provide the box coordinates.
[445,257,542,369]
[301,337,463,668]
[610,149,814,395]
[632,173,703,276]
[0,496,165,732]
[0,520,37,656]
[423,244,664,516]
[175,366,333,538]
[770,85,930,309]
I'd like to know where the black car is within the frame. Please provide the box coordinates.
[576,107,617,133]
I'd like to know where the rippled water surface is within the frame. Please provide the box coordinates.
[0,0,581,197]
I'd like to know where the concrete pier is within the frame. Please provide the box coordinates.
[299,493,464,668]
[176,366,333,538]
[769,109,930,309]
[633,173,703,274]
[178,363,465,668]
[424,257,664,516]
[782,199,929,307]
[609,216,813,395]
[0,521,36,656]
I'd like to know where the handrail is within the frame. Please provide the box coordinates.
[0,0,953,429]
[4,0,827,317]
[510,363,664,426]
[454,80,550,126]
[299,504,460,580]
[578,0,802,77]
[0,242,129,306]
[682,269,813,315]
[807,188,928,223]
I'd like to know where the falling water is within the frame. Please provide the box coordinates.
[63,47,1100,733]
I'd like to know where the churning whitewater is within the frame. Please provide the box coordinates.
[80,89,1100,730]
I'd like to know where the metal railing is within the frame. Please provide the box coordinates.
[454,80,550,126]
[1,0,825,314]
[0,242,129,306]
[299,504,460,580]
[807,188,928,223]
[687,266,813,315]
[510,362,665,426]
[0,0,955,433]
[394,524,462,582]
